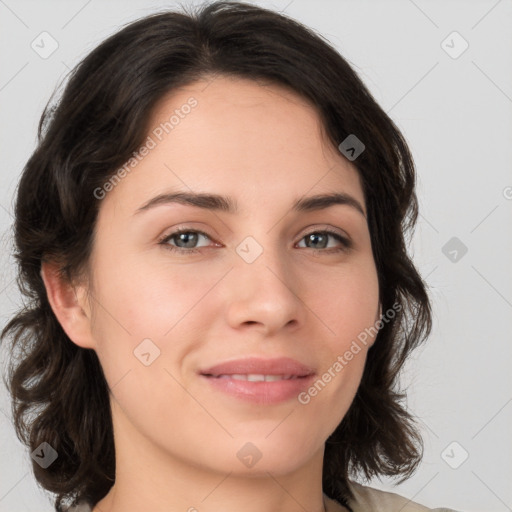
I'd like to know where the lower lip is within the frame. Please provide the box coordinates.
[200,374,316,404]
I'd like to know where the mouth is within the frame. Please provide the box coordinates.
[205,373,306,382]
[198,357,316,404]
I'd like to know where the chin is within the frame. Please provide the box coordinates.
[224,434,322,476]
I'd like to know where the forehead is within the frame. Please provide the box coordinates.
[101,75,365,217]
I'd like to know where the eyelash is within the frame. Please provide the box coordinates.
[158,227,352,255]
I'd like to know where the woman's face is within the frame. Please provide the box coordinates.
[82,75,380,476]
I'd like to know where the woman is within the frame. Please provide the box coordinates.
[1,2,460,511]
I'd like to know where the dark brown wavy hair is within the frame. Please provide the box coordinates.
[1,1,432,510]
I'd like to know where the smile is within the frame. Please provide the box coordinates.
[211,373,302,382]
[201,373,315,404]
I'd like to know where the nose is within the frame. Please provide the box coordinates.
[223,245,305,336]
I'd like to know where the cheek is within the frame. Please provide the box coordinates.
[91,252,211,340]
[291,257,379,419]
[88,251,227,400]
[313,258,380,347]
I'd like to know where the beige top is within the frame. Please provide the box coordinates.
[328,481,460,512]
[66,481,460,511]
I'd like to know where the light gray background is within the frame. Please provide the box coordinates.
[1,0,511,511]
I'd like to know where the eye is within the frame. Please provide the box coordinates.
[158,229,215,254]
[159,227,351,255]
[296,229,352,253]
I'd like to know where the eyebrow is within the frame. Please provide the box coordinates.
[134,191,366,217]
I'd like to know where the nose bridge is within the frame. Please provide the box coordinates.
[225,233,303,333]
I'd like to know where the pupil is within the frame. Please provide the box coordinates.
[309,233,326,248]
[179,232,197,248]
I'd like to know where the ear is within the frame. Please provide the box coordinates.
[40,261,96,350]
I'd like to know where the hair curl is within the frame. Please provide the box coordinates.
[1,2,432,510]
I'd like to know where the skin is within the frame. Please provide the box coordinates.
[41,75,380,512]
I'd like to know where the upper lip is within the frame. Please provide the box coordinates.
[199,357,316,377]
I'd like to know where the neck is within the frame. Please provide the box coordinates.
[93,402,341,512]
